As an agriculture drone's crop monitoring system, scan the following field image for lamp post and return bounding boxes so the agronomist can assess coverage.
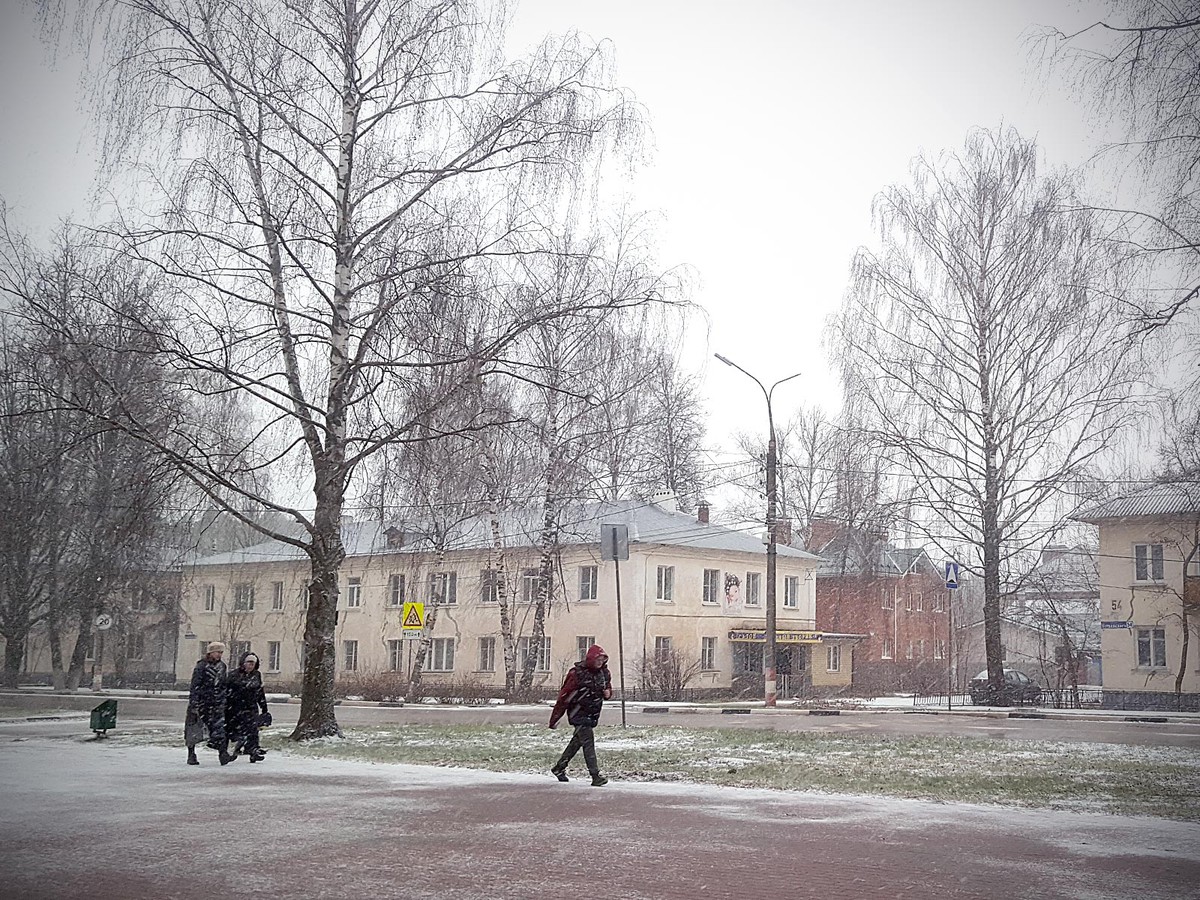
[714,353,801,707]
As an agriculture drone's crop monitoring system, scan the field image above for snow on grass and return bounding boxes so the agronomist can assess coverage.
[113,720,1200,821]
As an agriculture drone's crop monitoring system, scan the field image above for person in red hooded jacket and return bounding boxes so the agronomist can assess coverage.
[549,643,612,786]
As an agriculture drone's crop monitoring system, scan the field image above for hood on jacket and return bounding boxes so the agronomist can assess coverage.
[584,644,608,668]
[237,651,261,673]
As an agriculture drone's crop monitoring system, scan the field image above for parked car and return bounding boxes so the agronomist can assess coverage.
[968,668,1041,706]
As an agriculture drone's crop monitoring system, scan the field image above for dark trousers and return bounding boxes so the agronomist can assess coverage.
[554,724,600,776]
[229,712,260,754]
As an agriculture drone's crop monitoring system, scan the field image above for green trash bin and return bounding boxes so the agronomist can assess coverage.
[90,699,118,736]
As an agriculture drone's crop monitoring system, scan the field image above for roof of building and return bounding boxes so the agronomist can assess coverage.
[187,499,823,568]
[1073,482,1200,523]
[812,529,938,578]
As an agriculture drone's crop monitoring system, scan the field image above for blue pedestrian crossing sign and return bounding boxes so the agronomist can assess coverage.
[944,561,960,590]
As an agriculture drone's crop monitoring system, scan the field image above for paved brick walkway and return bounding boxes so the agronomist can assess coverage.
[2,738,1198,899]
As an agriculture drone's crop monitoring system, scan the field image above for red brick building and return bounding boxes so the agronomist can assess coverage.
[811,522,951,694]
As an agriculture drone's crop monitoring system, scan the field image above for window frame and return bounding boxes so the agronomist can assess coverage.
[654,635,673,661]
[428,571,458,606]
[271,581,285,612]
[744,572,762,607]
[387,573,406,608]
[783,575,800,609]
[826,644,841,673]
[520,568,540,604]
[203,584,216,613]
[479,569,498,605]
[1134,543,1166,583]
[656,565,675,603]
[267,641,282,673]
[343,639,359,672]
[232,582,254,612]
[430,637,455,672]
[478,636,496,673]
[578,565,599,602]
[577,635,595,660]
[388,639,403,672]
[1136,627,1168,668]
[517,635,550,672]
[702,568,721,605]
[345,576,362,609]
[701,636,717,671]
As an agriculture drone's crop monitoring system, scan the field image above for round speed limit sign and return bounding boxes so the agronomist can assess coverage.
[94,613,114,631]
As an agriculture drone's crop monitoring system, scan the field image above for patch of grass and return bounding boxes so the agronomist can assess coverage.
[119,722,1200,820]
[0,705,85,720]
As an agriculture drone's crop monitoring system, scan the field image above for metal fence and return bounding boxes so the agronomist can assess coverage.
[912,688,1104,709]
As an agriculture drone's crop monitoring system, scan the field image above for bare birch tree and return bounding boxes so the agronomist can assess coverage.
[830,127,1142,701]
[34,0,657,738]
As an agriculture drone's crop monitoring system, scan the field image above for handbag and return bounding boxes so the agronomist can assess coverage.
[185,718,207,746]
[258,710,272,728]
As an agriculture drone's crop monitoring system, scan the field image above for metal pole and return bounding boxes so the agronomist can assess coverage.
[94,630,105,692]
[714,354,799,709]
[614,552,627,727]
[947,591,953,711]
[765,416,778,707]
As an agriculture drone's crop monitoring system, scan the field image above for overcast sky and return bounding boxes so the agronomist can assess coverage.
[0,1,1119,501]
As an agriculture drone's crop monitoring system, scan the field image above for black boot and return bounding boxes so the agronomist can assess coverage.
[219,745,234,765]
[590,774,608,787]
[551,765,569,782]
[187,748,199,766]
[249,749,266,763]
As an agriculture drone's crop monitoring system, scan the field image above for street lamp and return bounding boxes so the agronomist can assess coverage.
[715,353,802,707]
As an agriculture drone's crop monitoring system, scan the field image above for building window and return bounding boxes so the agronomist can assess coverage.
[430,638,455,672]
[654,636,672,661]
[934,639,945,660]
[577,635,595,659]
[479,569,498,604]
[233,583,255,611]
[934,593,945,613]
[203,585,216,612]
[579,565,598,602]
[1134,544,1165,582]
[905,641,915,660]
[428,571,457,606]
[702,569,721,605]
[517,636,550,672]
[915,593,925,612]
[882,638,894,660]
[745,572,761,607]
[881,587,893,610]
[905,592,914,612]
[388,574,406,607]
[231,640,251,659]
[388,640,404,672]
[346,577,362,608]
[479,637,496,672]
[125,632,145,660]
[343,640,358,672]
[1136,628,1167,668]
[733,643,762,675]
[271,581,285,611]
[826,644,841,673]
[783,576,800,609]
[520,568,540,604]
[917,639,925,658]
[701,636,717,671]
[656,565,674,602]
[267,641,281,672]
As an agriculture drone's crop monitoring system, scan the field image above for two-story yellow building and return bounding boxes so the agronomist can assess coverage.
[176,498,852,698]
[1076,482,1200,711]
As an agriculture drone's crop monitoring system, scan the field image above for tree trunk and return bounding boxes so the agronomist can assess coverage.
[48,612,66,691]
[2,632,24,688]
[489,514,518,697]
[520,490,560,689]
[290,477,345,740]
[408,549,446,698]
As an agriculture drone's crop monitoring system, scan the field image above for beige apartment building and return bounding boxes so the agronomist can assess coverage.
[177,499,852,698]
[1076,482,1200,711]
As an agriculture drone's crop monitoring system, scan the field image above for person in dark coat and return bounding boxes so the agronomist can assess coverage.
[226,650,270,763]
[549,643,612,786]
[186,641,232,765]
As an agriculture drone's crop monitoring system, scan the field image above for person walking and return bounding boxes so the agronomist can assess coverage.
[186,641,232,766]
[549,644,612,786]
[226,650,270,763]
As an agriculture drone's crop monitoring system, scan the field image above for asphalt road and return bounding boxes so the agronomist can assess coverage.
[4,690,1200,748]
[1,736,1197,900]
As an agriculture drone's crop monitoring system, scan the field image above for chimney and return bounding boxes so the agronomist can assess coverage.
[697,501,710,525]
[384,526,405,549]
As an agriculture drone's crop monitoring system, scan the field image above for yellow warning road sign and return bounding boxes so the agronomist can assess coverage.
[401,601,425,631]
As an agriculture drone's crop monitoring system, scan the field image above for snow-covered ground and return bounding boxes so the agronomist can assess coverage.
[2,737,1198,899]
